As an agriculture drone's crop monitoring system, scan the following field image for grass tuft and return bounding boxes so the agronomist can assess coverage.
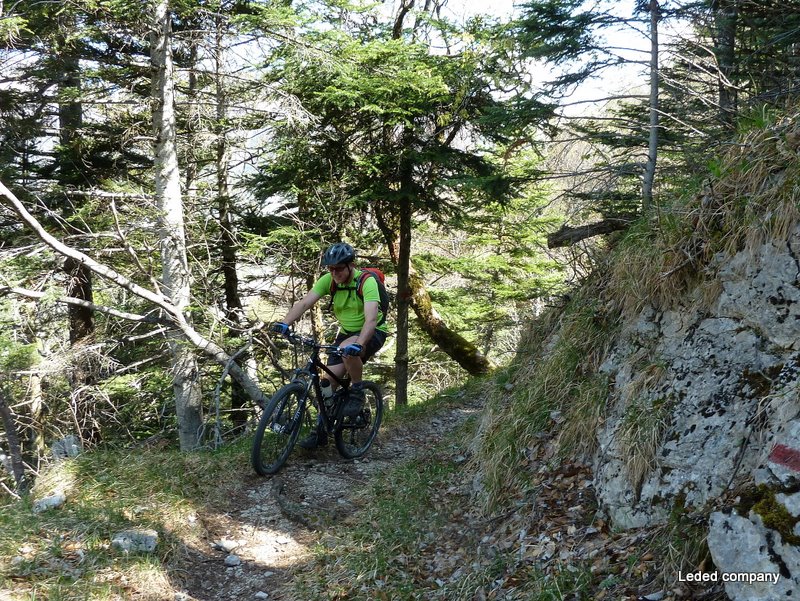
[473,290,616,510]
[0,439,252,600]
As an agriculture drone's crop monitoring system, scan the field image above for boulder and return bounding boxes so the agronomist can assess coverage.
[708,511,798,600]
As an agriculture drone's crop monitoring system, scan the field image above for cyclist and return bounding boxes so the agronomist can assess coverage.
[271,242,388,449]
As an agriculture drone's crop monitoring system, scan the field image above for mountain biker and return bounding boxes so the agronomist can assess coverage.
[271,242,388,449]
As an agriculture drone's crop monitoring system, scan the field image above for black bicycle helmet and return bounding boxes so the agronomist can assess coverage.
[323,242,356,266]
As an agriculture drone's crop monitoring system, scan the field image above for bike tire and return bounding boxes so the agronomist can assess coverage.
[334,381,383,459]
[251,382,309,475]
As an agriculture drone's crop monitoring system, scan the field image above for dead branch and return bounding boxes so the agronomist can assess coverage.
[1,286,165,324]
[547,217,635,248]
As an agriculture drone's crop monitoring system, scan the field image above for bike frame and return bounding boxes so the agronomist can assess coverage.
[287,334,351,432]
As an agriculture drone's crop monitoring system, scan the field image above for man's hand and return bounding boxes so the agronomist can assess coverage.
[271,322,290,336]
[342,343,363,357]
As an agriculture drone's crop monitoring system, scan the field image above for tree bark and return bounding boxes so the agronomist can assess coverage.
[714,0,738,127]
[409,271,494,375]
[151,0,204,451]
[0,388,29,493]
[395,191,412,406]
[375,207,494,377]
[213,15,249,432]
[57,26,97,443]
[642,0,660,213]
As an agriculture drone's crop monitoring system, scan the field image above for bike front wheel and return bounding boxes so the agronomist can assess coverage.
[251,382,310,475]
[334,381,383,459]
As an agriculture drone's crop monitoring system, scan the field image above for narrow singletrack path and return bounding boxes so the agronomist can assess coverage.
[172,399,482,601]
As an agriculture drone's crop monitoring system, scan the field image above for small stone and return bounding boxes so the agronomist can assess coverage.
[224,554,241,567]
[213,539,239,553]
[254,592,269,600]
[111,529,159,553]
[33,493,66,513]
[262,571,275,578]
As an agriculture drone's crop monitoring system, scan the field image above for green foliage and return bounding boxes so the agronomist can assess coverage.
[250,2,525,228]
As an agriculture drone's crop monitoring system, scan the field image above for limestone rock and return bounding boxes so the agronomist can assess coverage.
[111,529,159,553]
[32,493,66,513]
[708,511,799,600]
[594,226,800,528]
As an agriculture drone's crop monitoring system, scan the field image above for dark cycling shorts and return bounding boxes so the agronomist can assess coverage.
[327,330,387,366]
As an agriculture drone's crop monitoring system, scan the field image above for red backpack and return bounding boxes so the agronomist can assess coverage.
[328,267,390,327]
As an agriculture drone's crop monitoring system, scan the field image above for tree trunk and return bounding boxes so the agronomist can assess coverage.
[409,271,494,375]
[214,15,248,432]
[714,0,738,127]
[375,207,494,377]
[0,388,29,494]
[642,0,660,213]
[151,0,204,451]
[57,30,97,443]
[395,192,412,406]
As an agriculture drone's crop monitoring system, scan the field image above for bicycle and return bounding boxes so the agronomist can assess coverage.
[251,331,384,475]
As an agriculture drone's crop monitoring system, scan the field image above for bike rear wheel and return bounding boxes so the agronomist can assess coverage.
[251,382,310,475]
[334,381,383,459]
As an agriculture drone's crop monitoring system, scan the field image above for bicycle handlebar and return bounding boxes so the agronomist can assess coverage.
[283,331,345,356]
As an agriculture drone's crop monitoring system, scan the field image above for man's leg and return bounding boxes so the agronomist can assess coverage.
[340,335,364,384]
[299,350,348,449]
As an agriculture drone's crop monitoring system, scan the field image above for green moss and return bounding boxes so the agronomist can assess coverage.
[750,485,800,545]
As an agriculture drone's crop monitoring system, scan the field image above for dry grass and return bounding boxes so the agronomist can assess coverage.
[605,107,800,316]
[474,290,617,509]
[476,107,800,514]
[616,395,671,496]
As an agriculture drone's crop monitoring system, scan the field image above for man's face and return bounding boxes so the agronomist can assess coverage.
[328,263,351,284]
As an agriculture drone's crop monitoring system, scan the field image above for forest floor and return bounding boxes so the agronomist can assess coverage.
[167,395,723,601]
[169,397,484,601]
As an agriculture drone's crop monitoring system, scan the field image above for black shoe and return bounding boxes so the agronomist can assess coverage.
[298,430,328,449]
[343,385,365,417]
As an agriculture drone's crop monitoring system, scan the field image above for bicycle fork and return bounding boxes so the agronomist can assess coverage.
[269,389,308,435]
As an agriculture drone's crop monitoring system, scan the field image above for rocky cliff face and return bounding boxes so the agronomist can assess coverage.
[593,226,800,599]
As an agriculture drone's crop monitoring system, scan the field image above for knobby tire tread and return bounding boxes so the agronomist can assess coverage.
[334,381,383,459]
[250,382,308,476]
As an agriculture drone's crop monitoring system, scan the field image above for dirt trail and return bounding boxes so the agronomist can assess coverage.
[172,400,482,601]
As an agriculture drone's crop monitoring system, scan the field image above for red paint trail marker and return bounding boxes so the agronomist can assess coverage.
[768,444,800,472]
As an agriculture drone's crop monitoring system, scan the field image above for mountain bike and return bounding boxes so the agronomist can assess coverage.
[251,331,384,475]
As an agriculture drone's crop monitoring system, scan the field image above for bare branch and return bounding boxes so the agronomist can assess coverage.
[547,217,635,248]
[0,180,269,406]
[0,286,166,324]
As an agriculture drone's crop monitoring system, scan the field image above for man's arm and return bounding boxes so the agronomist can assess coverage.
[280,290,322,326]
[356,300,379,347]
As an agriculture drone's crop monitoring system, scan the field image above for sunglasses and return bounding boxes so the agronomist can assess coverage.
[328,264,348,274]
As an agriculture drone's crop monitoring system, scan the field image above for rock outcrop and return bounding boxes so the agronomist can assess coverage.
[593,226,800,596]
